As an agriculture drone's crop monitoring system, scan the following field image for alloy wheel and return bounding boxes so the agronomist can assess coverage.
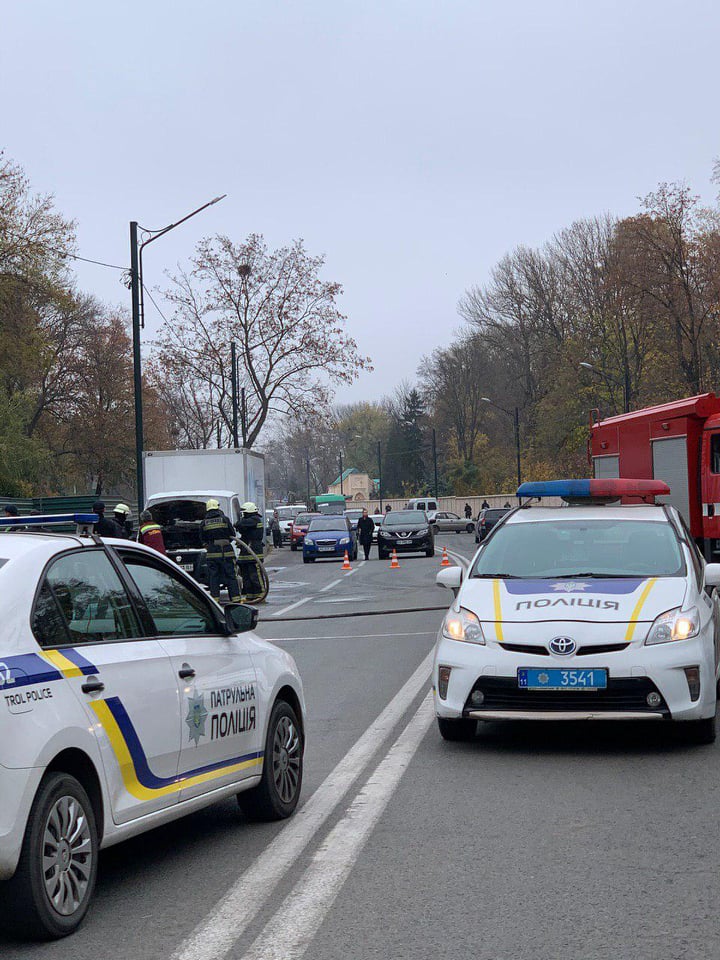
[42,795,93,917]
[272,715,301,804]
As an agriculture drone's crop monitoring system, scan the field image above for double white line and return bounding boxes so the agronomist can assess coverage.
[172,648,436,960]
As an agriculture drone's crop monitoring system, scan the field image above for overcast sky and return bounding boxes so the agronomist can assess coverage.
[2,0,719,406]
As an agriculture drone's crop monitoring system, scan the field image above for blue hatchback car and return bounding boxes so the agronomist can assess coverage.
[303,516,357,563]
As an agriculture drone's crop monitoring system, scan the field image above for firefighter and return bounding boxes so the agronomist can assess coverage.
[137,510,166,555]
[201,498,242,603]
[113,503,133,538]
[236,501,265,601]
[92,501,124,538]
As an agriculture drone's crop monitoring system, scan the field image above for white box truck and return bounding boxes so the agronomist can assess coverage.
[142,448,265,582]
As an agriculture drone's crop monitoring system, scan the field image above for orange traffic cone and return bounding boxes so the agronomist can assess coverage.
[441,546,451,567]
[390,549,400,570]
[342,550,352,571]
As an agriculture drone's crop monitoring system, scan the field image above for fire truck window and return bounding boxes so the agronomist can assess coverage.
[711,435,720,474]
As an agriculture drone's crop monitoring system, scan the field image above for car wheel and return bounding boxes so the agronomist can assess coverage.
[239,699,304,821]
[425,547,435,557]
[290,543,297,552]
[684,714,716,745]
[378,549,387,560]
[466,524,474,534]
[437,717,477,742]
[303,556,314,563]
[2,772,98,940]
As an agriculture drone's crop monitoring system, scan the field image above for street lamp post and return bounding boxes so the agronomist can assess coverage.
[130,194,226,510]
[432,427,438,500]
[230,341,239,447]
[377,440,383,512]
[579,361,630,414]
[482,398,521,489]
[339,451,344,497]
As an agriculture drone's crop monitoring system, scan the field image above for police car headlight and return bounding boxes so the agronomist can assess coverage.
[442,607,485,644]
[645,606,700,645]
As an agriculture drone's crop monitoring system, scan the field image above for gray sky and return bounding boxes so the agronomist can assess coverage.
[3,0,719,405]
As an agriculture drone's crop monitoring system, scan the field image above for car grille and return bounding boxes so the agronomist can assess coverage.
[499,643,549,656]
[498,642,630,657]
[315,539,337,546]
[576,643,629,656]
[464,677,667,714]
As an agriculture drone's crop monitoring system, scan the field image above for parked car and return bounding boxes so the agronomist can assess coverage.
[303,516,357,562]
[433,511,475,534]
[277,505,307,542]
[372,515,384,542]
[475,507,511,543]
[289,512,320,550]
[377,509,435,559]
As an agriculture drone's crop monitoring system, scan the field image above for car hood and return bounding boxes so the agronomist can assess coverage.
[459,577,688,624]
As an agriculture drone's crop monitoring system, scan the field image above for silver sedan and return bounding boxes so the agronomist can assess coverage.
[432,511,475,534]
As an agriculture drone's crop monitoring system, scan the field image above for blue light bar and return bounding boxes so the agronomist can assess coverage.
[1,513,99,527]
[517,480,591,499]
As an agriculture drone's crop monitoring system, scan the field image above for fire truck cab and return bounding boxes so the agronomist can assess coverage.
[590,393,720,560]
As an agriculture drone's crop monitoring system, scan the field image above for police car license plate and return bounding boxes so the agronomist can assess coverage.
[517,668,607,690]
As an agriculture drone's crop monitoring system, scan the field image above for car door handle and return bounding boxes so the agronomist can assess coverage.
[178,666,196,679]
[81,679,105,694]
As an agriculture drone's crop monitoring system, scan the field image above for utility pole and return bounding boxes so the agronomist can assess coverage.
[339,451,344,497]
[513,407,521,488]
[129,221,144,511]
[432,428,438,500]
[240,387,247,447]
[306,455,311,506]
[230,341,239,447]
[377,440,383,512]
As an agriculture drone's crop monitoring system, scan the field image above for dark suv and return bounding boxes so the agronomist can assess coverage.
[475,507,511,543]
[377,510,435,559]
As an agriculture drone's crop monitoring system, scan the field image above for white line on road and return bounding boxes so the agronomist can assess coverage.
[319,578,342,593]
[172,650,435,960]
[240,694,435,960]
[446,548,471,570]
[271,597,313,617]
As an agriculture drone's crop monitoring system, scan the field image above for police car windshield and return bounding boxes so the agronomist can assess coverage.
[471,518,685,579]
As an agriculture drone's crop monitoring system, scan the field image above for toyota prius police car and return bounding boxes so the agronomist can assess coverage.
[434,480,720,744]
[0,514,305,940]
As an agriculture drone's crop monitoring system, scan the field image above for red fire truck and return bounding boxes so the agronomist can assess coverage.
[589,393,720,560]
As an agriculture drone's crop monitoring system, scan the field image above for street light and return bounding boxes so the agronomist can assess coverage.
[482,398,521,490]
[130,194,226,510]
[579,361,630,414]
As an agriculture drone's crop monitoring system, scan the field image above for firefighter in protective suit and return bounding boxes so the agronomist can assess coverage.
[235,502,265,601]
[200,499,242,603]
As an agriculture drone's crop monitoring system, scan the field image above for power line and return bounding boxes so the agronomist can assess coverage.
[142,284,170,325]
[3,230,128,271]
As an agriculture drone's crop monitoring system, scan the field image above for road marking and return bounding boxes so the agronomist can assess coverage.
[319,578,342,593]
[445,548,471,570]
[271,597,313,617]
[313,596,373,604]
[172,649,434,960]
[240,694,435,960]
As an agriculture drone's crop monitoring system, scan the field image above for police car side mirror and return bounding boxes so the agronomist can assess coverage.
[436,567,462,591]
[225,603,258,634]
[705,563,720,588]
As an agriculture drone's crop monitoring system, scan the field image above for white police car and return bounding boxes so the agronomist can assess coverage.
[434,480,720,744]
[0,514,305,939]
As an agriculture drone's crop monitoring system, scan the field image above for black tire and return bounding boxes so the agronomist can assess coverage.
[378,549,387,560]
[239,699,304,821]
[466,524,474,534]
[303,556,314,563]
[2,772,98,940]
[425,547,435,558]
[437,717,477,742]
[290,543,297,552]
[684,714,716,745]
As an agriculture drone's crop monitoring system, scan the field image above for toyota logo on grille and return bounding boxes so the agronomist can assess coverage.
[549,636,576,656]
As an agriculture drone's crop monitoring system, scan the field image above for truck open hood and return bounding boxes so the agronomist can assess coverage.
[460,577,687,625]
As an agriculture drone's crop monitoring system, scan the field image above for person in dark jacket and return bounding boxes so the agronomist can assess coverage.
[200,499,241,602]
[93,501,124,538]
[269,510,282,548]
[113,503,133,539]
[356,508,374,561]
[137,510,166,555]
[235,502,265,601]
[481,499,490,510]
[464,503,472,519]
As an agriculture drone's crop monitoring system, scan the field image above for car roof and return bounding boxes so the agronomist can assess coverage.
[505,505,670,524]
[0,532,165,563]
[147,490,236,501]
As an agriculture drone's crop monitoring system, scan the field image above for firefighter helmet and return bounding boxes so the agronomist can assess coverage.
[206,498,220,511]
[241,502,258,513]
[113,502,130,516]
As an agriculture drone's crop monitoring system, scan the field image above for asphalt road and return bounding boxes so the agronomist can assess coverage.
[4,532,720,960]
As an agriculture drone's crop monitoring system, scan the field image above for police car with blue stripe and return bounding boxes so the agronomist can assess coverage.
[434,480,720,744]
[0,514,305,939]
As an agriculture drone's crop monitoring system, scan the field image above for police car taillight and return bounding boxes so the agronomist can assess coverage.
[516,479,670,504]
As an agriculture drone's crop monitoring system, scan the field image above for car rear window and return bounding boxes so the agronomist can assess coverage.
[485,509,508,521]
[471,518,685,579]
